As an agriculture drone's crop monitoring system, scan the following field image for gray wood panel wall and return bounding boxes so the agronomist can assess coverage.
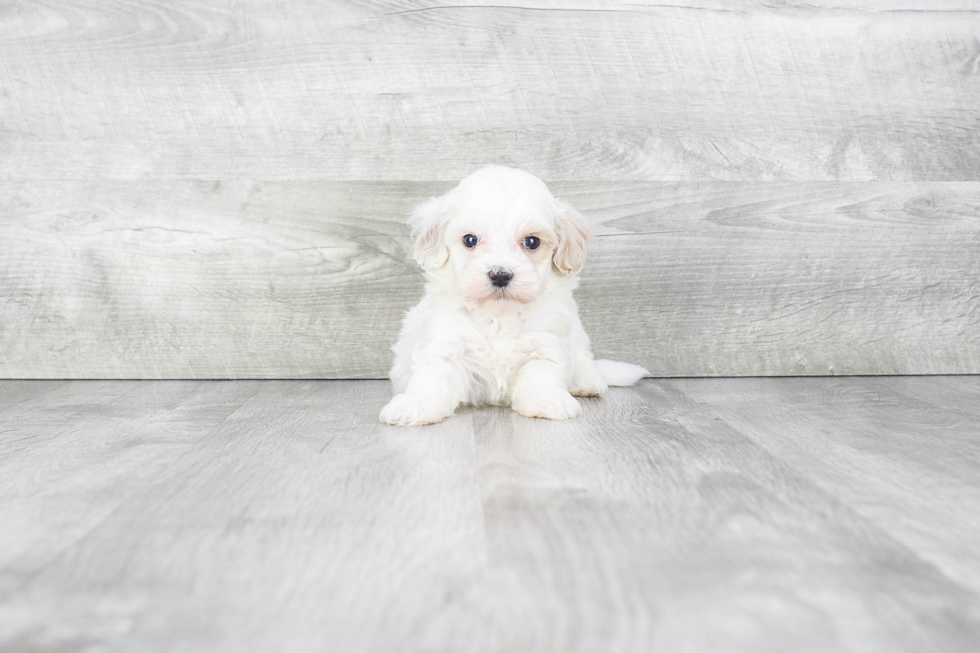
[1,1,978,378]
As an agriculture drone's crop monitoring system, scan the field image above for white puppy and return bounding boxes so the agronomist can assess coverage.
[380,165,648,426]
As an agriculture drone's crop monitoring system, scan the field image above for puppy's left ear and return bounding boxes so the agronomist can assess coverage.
[408,197,450,269]
[552,200,591,275]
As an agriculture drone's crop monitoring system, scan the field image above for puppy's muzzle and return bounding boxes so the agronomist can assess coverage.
[488,266,513,288]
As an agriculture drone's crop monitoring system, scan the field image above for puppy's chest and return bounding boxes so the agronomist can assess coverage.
[467,312,532,375]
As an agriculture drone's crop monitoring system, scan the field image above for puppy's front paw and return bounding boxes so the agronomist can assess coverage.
[380,394,451,427]
[512,389,582,420]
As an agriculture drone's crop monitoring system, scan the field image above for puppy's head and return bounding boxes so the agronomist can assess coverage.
[408,166,591,304]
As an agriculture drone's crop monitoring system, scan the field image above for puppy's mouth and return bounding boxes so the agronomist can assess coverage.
[483,283,534,304]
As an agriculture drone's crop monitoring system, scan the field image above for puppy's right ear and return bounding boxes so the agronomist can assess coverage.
[408,197,450,269]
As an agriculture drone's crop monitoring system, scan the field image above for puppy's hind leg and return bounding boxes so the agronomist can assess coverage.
[567,318,607,397]
[570,356,608,397]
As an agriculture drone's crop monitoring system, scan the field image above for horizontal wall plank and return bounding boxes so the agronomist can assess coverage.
[1,1,978,181]
[1,180,977,378]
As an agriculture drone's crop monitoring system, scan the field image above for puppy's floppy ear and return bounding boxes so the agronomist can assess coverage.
[552,200,591,275]
[407,197,450,269]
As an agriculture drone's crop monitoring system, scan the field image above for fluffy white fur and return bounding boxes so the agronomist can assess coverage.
[380,165,648,426]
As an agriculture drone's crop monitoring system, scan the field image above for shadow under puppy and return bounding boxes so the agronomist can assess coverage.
[381,165,648,426]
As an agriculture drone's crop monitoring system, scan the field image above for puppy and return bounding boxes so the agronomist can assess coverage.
[380,165,648,426]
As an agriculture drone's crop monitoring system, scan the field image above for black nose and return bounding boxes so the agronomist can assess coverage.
[488,267,513,287]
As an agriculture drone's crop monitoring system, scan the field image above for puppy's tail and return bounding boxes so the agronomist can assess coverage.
[595,360,650,386]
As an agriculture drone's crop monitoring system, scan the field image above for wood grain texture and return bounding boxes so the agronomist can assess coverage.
[2,1,979,378]
[669,376,980,588]
[1,377,979,652]
[2,180,977,378]
[0,381,260,590]
[1,381,487,653]
[1,1,978,181]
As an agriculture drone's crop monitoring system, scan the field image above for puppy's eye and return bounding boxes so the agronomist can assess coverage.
[463,234,479,248]
[522,236,540,250]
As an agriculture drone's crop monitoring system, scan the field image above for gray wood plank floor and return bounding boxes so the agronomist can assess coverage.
[1,377,978,652]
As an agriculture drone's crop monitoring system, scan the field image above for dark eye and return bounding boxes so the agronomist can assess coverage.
[463,234,479,248]
[523,236,540,250]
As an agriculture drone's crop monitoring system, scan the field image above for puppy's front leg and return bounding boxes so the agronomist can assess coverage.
[511,335,581,420]
[380,358,469,426]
